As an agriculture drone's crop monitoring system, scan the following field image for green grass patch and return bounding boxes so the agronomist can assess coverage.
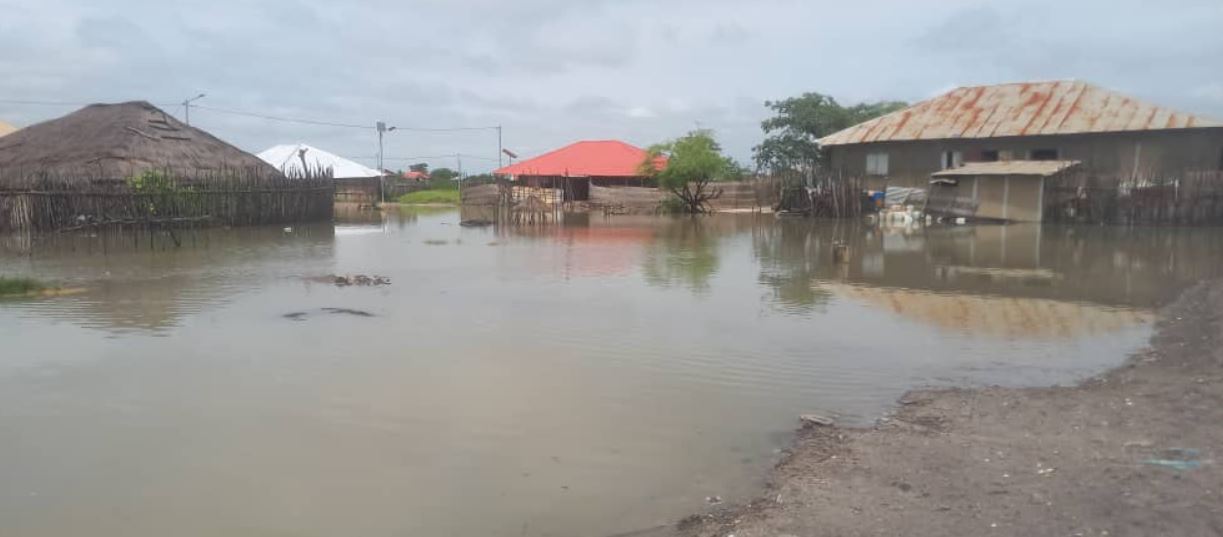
[396,189,461,205]
[0,276,46,296]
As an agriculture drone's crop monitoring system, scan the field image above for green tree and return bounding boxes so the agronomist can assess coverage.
[409,162,430,174]
[754,93,906,174]
[430,167,458,181]
[640,130,736,214]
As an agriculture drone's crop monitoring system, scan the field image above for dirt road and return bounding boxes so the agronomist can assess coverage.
[678,280,1223,537]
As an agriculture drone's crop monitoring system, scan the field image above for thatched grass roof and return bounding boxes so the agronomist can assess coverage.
[0,101,280,184]
[0,120,16,138]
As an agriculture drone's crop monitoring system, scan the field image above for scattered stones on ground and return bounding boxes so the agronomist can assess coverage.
[799,413,836,427]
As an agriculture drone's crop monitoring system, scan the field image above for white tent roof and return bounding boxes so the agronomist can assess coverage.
[257,143,380,179]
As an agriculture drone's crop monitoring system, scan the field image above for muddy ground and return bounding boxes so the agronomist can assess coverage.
[676,280,1223,537]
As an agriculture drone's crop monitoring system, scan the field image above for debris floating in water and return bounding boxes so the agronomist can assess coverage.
[306,274,391,287]
[283,307,376,321]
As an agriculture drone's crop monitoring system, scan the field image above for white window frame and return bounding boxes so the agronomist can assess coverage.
[941,150,963,169]
[865,152,889,175]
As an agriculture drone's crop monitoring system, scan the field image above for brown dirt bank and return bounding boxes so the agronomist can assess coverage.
[678,280,1223,537]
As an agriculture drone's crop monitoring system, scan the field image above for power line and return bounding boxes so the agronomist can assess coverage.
[2,98,502,135]
[188,104,499,133]
[192,104,375,130]
[389,125,500,133]
[0,99,93,106]
[0,98,180,107]
[371,154,501,162]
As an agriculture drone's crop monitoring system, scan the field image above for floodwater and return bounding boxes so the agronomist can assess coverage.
[2,208,1222,537]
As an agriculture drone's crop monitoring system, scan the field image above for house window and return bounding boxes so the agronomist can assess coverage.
[1030,148,1060,161]
[981,150,1000,162]
[941,150,963,169]
[866,152,889,175]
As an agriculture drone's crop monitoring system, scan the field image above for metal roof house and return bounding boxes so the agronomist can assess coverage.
[493,140,667,201]
[819,81,1223,223]
[820,81,1223,189]
[257,143,382,204]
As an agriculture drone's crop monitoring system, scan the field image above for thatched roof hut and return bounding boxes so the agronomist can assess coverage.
[0,102,333,232]
[0,101,279,183]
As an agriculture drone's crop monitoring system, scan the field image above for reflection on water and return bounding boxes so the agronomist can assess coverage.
[2,209,1222,537]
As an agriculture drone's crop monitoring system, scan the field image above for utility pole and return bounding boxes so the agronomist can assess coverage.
[376,122,396,204]
[456,153,464,201]
[497,125,503,168]
[182,93,205,126]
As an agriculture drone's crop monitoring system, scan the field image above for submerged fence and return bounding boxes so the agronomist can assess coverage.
[775,170,868,218]
[788,166,1223,225]
[1045,170,1223,225]
[0,169,334,232]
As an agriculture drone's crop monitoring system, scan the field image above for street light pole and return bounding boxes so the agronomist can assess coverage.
[376,122,396,205]
[182,93,206,126]
[456,153,464,201]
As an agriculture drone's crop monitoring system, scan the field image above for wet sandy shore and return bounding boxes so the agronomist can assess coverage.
[676,280,1223,537]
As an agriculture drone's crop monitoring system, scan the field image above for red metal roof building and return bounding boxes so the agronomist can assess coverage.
[493,140,667,200]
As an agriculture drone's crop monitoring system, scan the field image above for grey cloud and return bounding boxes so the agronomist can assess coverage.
[1,0,1221,172]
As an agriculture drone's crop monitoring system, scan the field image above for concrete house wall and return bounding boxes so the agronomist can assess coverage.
[826,128,1223,191]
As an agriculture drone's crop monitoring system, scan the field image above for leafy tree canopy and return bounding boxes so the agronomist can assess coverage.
[753,93,906,173]
[641,130,736,189]
[430,167,459,181]
[640,130,737,213]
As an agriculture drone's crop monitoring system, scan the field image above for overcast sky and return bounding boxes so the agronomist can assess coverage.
[2,0,1221,173]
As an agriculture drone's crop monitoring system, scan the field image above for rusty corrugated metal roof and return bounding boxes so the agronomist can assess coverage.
[820,81,1221,146]
[931,160,1080,177]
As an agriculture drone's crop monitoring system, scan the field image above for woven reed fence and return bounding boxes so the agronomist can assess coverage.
[0,168,334,232]
[705,178,780,211]
[460,183,502,205]
[589,185,665,208]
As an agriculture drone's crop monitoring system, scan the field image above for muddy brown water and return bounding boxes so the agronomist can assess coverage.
[3,208,1222,537]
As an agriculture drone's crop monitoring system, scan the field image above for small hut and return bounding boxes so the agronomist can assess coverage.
[925,160,1080,222]
[0,101,333,231]
[258,143,381,204]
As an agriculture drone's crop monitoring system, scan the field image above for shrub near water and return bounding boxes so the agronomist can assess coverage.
[0,277,45,296]
[396,189,461,204]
